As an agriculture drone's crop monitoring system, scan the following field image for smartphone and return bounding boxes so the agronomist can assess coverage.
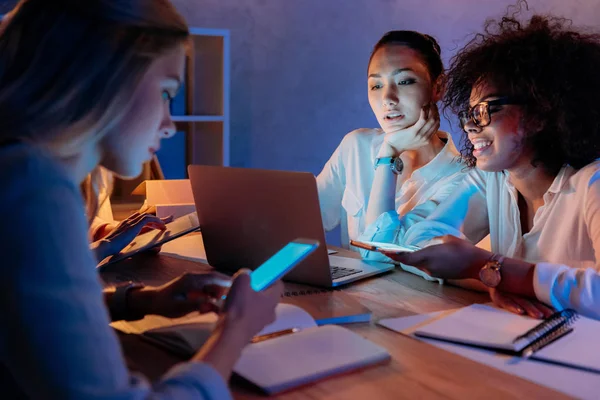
[350,239,420,253]
[250,238,319,291]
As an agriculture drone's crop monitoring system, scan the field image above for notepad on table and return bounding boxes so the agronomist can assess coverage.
[403,303,600,374]
[377,306,600,399]
[233,303,390,394]
[112,303,390,394]
[413,304,577,356]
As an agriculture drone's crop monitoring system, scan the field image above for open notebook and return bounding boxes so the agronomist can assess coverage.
[412,304,576,356]
[377,306,600,399]
[112,304,389,394]
[398,304,599,374]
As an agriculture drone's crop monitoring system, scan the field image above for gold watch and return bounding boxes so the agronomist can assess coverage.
[479,254,504,288]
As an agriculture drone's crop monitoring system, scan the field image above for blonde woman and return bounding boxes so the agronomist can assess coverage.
[0,1,281,398]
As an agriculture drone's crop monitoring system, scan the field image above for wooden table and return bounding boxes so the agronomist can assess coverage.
[99,248,569,399]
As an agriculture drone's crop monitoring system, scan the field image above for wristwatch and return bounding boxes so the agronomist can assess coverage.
[113,281,146,321]
[479,254,504,288]
[374,156,404,175]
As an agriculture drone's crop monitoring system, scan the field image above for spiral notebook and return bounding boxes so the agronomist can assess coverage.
[413,304,579,359]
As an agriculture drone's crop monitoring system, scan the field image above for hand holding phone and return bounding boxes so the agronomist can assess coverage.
[250,238,319,291]
[350,239,420,254]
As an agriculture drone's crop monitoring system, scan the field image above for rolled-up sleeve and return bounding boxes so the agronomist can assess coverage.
[317,143,345,232]
[533,167,600,320]
[534,263,600,320]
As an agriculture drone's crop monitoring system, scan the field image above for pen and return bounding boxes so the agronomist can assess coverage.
[251,328,300,343]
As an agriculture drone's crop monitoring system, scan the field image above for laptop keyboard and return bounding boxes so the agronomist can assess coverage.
[330,265,362,280]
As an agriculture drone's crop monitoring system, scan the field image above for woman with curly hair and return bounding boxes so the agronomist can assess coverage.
[385,6,600,320]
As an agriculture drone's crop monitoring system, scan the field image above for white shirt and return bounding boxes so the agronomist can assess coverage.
[401,162,600,320]
[316,128,467,255]
[89,167,116,240]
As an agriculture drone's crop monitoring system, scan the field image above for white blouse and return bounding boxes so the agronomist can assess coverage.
[401,162,600,320]
[316,128,467,254]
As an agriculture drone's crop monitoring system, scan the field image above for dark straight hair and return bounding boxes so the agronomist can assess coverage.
[369,30,443,81]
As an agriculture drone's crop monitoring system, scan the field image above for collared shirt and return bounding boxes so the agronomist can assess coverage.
[401,162,600,320]
[0,142,232,399]
[316,128,467,254]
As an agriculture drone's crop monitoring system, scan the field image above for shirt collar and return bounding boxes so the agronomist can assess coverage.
[548,165,575,194]
[504,164,574,194]
[411,136,462,182]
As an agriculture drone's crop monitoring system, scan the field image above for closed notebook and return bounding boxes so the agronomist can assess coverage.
[233,303,390,395]
[112,304,390,394]
[413,303,600,374]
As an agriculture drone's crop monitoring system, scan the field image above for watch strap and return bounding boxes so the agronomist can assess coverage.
[113,281,146,321]
[374,156,403,175]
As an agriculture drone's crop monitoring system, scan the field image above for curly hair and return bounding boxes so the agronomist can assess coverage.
[444,1,600,171]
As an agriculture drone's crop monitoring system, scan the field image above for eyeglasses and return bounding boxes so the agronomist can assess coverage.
[458,97,518,132]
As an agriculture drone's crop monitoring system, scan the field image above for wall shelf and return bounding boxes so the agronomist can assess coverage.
[113,27,231,201]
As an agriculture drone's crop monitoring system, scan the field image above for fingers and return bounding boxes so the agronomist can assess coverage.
[128,214,167,234]
[490,289,525,316]
[416,103,440,140]
[411,108,428,132]
[263,279,284,297]
[534,302,555,318]
[512,297,546,319]
[489,290,547,319]
[381,249,425,266]
[161,215,174,224]
[178,272,233,297]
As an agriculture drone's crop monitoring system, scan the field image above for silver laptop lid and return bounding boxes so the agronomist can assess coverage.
[188,165,333,287]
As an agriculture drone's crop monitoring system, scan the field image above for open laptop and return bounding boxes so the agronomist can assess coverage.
[187,165,395,287]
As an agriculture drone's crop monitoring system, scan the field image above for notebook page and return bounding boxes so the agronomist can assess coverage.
[534,316,600,373]
[415,304,541,351]
[110,311,217,334]
[256,303,317,336]
[160,232,207,263]
[379,311,600,399]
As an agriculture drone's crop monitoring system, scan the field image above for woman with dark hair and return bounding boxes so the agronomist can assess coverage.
[317,31,467,274]
[386,8,600,320]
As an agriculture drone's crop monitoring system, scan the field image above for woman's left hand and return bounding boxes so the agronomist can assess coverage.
[129,272,233,319]
[489,288,554,319]
[382,235,491,280]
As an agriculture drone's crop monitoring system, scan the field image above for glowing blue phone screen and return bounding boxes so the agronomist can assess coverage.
[250,241,317,291]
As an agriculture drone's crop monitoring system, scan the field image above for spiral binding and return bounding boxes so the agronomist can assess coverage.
[283,288,339,297]
[513,308,579,357]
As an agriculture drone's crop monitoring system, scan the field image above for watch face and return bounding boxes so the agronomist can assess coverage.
[479,263,501,288]
[393,157,404,174]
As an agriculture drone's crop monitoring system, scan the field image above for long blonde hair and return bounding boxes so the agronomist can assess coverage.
[0,0,190,219]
